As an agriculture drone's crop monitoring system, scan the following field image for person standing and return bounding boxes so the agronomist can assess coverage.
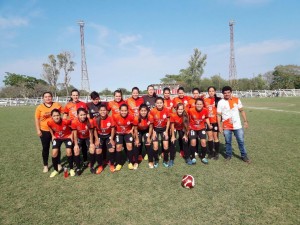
[143,85,157,110]
[217,86,250,163]
[35,92,62,173]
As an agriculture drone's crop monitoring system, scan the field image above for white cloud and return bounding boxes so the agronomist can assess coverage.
[0,17,28,29]
[119,34,142,47]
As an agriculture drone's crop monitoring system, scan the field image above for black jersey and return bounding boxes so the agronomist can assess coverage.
[142,95,156,110]
[86,102,102,118]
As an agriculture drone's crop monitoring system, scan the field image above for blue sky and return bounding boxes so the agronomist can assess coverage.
[0,0,299,91]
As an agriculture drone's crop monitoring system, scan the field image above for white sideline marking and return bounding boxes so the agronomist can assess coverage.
[246,106,300,114]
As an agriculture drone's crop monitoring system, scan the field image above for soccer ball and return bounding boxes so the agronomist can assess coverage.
[181,175,195,189]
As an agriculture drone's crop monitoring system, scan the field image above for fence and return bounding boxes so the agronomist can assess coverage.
[0,89,299,107]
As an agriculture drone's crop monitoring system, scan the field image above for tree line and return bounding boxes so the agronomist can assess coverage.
[1,49,299,98]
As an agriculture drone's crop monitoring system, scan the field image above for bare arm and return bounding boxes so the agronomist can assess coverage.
[35,117,42,137]
[217,113,223,133]
[239,108,249,129]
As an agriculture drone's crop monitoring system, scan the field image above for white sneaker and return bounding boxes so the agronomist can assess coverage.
[57,164,62,172]
[43,166,49,173]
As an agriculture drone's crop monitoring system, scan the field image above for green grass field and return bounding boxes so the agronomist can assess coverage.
[0,97,299,225]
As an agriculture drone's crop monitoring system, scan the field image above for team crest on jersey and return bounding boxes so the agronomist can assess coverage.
[63,126,66,130]
[127,121,130,125]
[170,102,173,106]
[163,114,166,119]
[184,100,187,104]
[107,122,111,127]
[202,130,206,134]
[202,116,205,119]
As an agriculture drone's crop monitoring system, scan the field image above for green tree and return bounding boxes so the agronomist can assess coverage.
[57,51,75,96]
[270,65,300,89]
[42,55,59,96]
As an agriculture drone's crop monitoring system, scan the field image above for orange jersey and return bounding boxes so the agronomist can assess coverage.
[149,107,170,129]
[35,102,62,131]
[134,116,151,131]
[107,100,126,117]
[92,116,115,136]
[164,98,174,111]
[126,97,144,117]
[71,118,92,139]
[172,96,191,108]
[47,119,72,139]
[63,101,87,120]
[170,113,184,131]
[204,97,217,123]
[113,114,137,134]
[188,108,209,130]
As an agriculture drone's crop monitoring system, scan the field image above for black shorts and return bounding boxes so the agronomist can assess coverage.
[206,123,219,132]
[153,127,168,142]
[78,138,90,148]
[189,129,206,140]
[52,138,73,149]
[116,133,133,145]
[137,129,150,144]
[96,134,113,149]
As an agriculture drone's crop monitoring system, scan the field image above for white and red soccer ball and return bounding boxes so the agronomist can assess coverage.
[181,175,195,189]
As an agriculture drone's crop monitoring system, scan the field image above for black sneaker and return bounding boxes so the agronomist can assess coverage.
[241,156,251,163]
[90,167,96,174]
[75,169,81,176]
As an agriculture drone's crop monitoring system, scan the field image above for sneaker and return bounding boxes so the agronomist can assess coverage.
[115,164,122,171]
[90,167,96,174]
[148,162,154,169]
[57,164,62,172]
[43,166,49,173]
[191,158,197,164]
[144,154,148,161]
[154,161,159,168]
[195,152,198,156]
[75,169,81,176]
[83,161,89,168]
[133,163,139,170]
[128,163,134,170]
[180,150,184,158]
[213,153,219,160]
[69,169,76,176]
[201,158,209,164]
[49,170,59,178]
[96,166,103,174]
[109,164,115,173]
[186,158,193,165]
[225,156,232,162]
[163,161,169,168]
[168,160,174,167]
[138,155,143,162]
[242,156,251,163]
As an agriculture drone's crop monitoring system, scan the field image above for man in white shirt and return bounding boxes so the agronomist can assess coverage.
[217,86,250,163]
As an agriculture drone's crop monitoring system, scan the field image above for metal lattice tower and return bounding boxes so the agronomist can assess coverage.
[78,20,90,93]
[229,20,238,90]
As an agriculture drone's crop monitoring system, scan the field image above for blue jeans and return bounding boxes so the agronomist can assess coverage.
[223,128,247,158]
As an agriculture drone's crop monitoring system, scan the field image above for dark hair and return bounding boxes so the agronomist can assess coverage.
[195,98,205,105]
[96,105,108,130]
[178,87,185,92]
[192,88,200,93]
[119,103,128,110]
[147,84,157,98]
[207,86,221,107]
[222,86,232,93]
[155,96,164,103]
[163,87,170,93]
[51,108,60,116]
[114,89,123,98]
[90,91,100,100]
[71,89,80,95]
[77,108,91,128]
[132,87,140,93]
[176,103,189,132]
[138,104,149,123]
[42,91,53,97]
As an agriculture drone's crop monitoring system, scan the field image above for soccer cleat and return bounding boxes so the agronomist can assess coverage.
[138,155,143,162]
[90,167,96,174]
[242,156,251,163]
[75,169,81,176]
[195,152,198,156]
[168,160,174,167]
[83,161,89,168]
[213,153,219,160]
[69,169,76,176]
[115,164,122,171]
[163,161,169,168]
[57,164,62,172]
[148,162,154,169]
[191,158,197,164]
[225,156,232,162]
[109,164,115,173]
[201,158,209,164]
[43,166,49,173]
[179,150,184,158]
[128,163,134,170]
[154,161,159,168]
[133,163,139,170]
[186,158,193,165]
[144,154,148,161]
[96,166,103,174]
[49,170,59,178]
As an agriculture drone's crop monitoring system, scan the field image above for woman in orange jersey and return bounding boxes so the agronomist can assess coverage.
[134,104,152,168]
[92,105,116,173]
[126,87,144,117]
[35,92,62,173]
[204,86,221,160]
[71,108,94,176]
[149,97,170,168]
[170,103,189,167]
[186,88,203,110]
[113,104,138,171]
[107,89,126,117]
[163,87,174,111]
[172,87,191,109]
[47,109,74,178]
[187,99,213,165]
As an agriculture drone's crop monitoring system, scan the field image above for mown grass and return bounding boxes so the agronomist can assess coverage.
[0,97,299,225]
